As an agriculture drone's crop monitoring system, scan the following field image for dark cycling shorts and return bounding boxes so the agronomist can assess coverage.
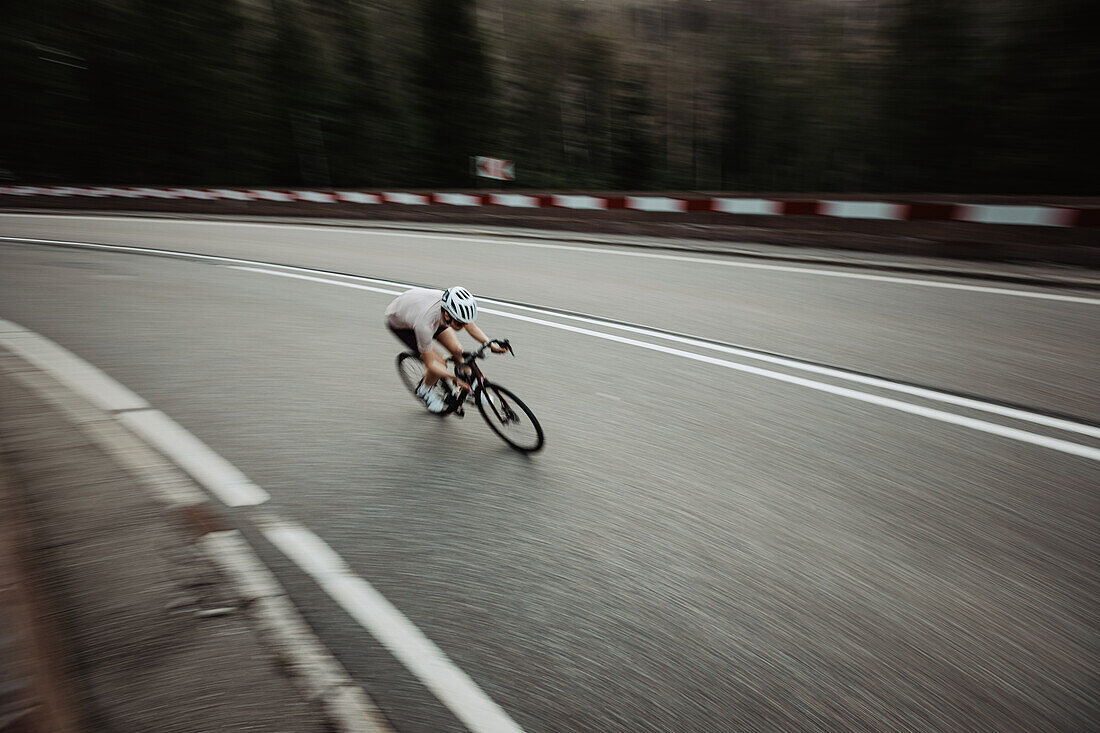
[388,324,448,354]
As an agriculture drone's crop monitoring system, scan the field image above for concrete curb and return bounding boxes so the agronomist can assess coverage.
[200,530,393,733]
[0,461,82,733]
[0,335,395,733]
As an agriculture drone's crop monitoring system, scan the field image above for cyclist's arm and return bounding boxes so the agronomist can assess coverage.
[465,323,508,353]
[420,349,446,379]
[421,349,471,391]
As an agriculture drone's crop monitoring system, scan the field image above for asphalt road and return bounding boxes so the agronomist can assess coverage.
[1,214,1097,732]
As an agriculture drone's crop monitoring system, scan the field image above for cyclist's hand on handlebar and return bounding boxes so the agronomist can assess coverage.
[450,363,472,391]
[488,340,510,354]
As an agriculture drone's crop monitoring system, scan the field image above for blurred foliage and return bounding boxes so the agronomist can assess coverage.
[0,0,1095,193]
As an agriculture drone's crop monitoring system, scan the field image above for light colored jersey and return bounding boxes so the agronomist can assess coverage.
[385,288,446,353]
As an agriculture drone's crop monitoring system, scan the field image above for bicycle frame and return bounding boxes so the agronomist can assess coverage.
[441,339,511,413]
[403,338,542,451]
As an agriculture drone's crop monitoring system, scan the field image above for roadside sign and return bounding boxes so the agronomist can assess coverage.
[473,156,515,181]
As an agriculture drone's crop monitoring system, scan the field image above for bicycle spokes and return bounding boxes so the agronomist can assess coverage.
[482,390,512,422]
[476,384,544,452]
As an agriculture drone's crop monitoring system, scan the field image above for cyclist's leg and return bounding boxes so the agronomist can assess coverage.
[409,325,455,390]
[393,325,459,389]
[388,325,419,353]
[408,325,456,391]
[433,328,475,393]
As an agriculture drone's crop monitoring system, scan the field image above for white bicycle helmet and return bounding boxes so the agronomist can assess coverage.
[441,286,478,323]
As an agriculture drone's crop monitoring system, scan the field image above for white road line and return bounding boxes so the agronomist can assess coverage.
[231,267,1100,437]
[229,267,1100,452]
[407,237,1100,305]
[1,321,390,731]
[4,370,209,509]
[2,222,1098,305]
[0,316,513,731]
[261,517,527,733]
[4,236,1097,456]
[229,266,402,296]
[117,410,271,506]
[485,310,1100,463]
[200,530,393,733]
[475,298,1100,440]
[0,320,150,412]
[0,318,270,506]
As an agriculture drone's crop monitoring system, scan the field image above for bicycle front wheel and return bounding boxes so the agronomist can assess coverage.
[475,384,544,452]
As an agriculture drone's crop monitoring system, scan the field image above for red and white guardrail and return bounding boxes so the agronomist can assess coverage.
[1,186,1096,227]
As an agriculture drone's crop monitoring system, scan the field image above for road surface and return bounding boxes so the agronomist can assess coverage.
[1,213,1097,732]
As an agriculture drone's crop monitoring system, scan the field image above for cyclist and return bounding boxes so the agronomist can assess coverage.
[385,286,508,413]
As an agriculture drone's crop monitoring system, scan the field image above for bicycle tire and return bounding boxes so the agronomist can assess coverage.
[475,384,544,452]
[396,352,424,395]
[395,352,458,416]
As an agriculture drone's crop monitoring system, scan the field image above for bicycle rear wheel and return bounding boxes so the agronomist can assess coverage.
[396,351,425,395]
[475,384,544,452]
[395,352,459,416]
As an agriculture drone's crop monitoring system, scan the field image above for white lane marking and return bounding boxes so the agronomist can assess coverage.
[3,223,1099,305]
[117,410,271,506]
[4,235,1097,452]
[229,266,403,296]
[0,318,270,506]
[4,369,209,509]
[201,530,394,733]
[229,267,1100,442]
[0,320,150,412]
[0,316,511,730]
[490,310,1100,462]
[230,267,1100,462]
[441,239,1100,305]
[477,301,1100,441]
[2,336,391,732]
[262,517,526,733]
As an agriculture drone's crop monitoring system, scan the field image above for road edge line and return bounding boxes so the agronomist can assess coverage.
[200,530,394,733]
[0,323,395,733]
[5,209,1098,290]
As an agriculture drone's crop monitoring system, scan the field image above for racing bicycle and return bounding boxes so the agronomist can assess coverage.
[396,339,545,453]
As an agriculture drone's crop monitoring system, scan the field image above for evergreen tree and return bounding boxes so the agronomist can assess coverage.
[269,1,334,186]
[418,0,495,187]
[2,0,1093,193]
[988,0,1100,193]
[881,0,982,192]
[610,78,655,190]
[0,0,89,181]
[326,4,386,187]
[571,33,614,187]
